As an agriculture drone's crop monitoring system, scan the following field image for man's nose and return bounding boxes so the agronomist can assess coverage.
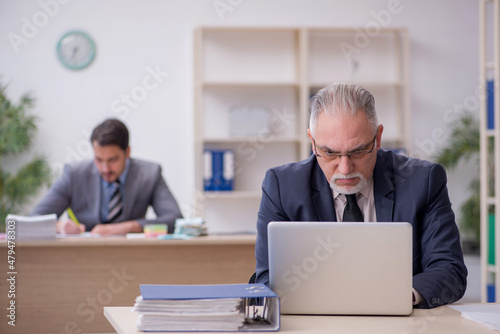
[101,162,110,172]
[337,155,353,175]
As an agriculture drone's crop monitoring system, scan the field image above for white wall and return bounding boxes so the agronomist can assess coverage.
[0,0,479,224]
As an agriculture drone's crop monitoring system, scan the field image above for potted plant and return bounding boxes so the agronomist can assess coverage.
[433,111,487,254]
[0,81,52,232]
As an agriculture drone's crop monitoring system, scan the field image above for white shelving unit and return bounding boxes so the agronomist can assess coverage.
[479,0,500,303]
[305,28,411,151]
[194,27,410,233]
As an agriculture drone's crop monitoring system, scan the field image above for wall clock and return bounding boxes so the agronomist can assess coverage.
[56,30,96,70]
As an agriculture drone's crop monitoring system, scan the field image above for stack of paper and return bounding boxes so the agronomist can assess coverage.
[133,283,280,332]
[134,296,245,331]
[173,217,207,237]
[6,214,57,241]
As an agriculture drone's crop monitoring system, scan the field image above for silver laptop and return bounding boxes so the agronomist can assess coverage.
[268,221,413,315]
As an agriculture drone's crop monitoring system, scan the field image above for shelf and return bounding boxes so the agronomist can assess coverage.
[309,81,404,90]
[202,190,262,199]
[307,30,404,84]
[201,29,299,83]
[202,81,300,87]
[380,137,409,149]
[308,27,406,34]
[202,137,304,144]
[200,141,301,196]
[479,0,500,303]
[194,26,410,232]
[486,62,496,70]
[201,85,300,140]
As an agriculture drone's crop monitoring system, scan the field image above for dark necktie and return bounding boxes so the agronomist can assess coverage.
[107,181,122,223]
[343,194,363,222]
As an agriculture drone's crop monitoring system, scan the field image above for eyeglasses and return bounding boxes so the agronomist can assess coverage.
[313,134,377,161]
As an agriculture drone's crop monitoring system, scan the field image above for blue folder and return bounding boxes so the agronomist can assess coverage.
[138,283,280,331]
[141,283,276,300]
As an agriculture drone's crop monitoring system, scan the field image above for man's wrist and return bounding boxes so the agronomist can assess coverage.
[412,288,423,306]
[119,220,143,233]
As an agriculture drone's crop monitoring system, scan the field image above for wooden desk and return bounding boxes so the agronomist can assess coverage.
[104,304,498,334]
[0,235,256,334]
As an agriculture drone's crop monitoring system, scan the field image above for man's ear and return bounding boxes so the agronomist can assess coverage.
[307,128,315,143]
[307,129,317,156]
[125,146,131,159]
[376,125,384,150]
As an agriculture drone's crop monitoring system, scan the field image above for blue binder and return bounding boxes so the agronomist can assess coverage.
[138,283,280,331]
[488,80,494,130]
[204,149,235,191]
[141,283,276,300]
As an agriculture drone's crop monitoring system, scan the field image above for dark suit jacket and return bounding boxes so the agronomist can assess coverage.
[31,158,183,232]
[255,149,467,309]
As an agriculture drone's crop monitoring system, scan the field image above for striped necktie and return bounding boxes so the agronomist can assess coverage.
[106,180,123,223]
[342,194,363,222]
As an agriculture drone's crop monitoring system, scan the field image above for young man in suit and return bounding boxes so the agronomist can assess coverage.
[31,118,182,236]
[254,83,467,309]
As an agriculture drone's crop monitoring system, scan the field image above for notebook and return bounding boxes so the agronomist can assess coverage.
[268,221,413,315]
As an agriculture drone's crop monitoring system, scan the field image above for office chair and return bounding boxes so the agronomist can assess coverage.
[249,272,256,284]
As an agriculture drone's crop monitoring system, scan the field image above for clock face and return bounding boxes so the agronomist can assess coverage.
[56,31,96,70]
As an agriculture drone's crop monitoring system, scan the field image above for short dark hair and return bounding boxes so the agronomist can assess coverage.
[90,118,129,151]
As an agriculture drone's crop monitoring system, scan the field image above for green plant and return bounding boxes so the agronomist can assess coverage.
[433,111,489,246]
[0,81,52,232]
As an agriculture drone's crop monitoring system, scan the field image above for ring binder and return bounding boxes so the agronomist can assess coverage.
[133,283,280,332]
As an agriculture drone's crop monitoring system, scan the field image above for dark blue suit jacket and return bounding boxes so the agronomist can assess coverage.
[255,149,467,309]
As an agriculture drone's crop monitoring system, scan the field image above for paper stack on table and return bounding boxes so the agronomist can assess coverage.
[133,283,280,332]
[134,296,245,331]
[6,214,57,241]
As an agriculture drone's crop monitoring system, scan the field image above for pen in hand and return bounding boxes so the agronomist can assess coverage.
[67,208,80,226]
[61,208,84,234]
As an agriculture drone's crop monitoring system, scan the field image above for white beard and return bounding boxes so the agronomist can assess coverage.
[329,172,368,195]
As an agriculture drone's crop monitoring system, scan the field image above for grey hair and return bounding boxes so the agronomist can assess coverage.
[309,83,379,137]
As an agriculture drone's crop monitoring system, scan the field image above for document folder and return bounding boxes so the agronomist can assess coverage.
[135,283,280,332]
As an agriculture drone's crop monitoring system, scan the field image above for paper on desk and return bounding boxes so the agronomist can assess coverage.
[449,304,500,331]
[56,232,101,238]
[7,214,57,241]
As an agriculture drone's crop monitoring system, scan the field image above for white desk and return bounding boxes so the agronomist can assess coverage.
[104,304,498,334]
